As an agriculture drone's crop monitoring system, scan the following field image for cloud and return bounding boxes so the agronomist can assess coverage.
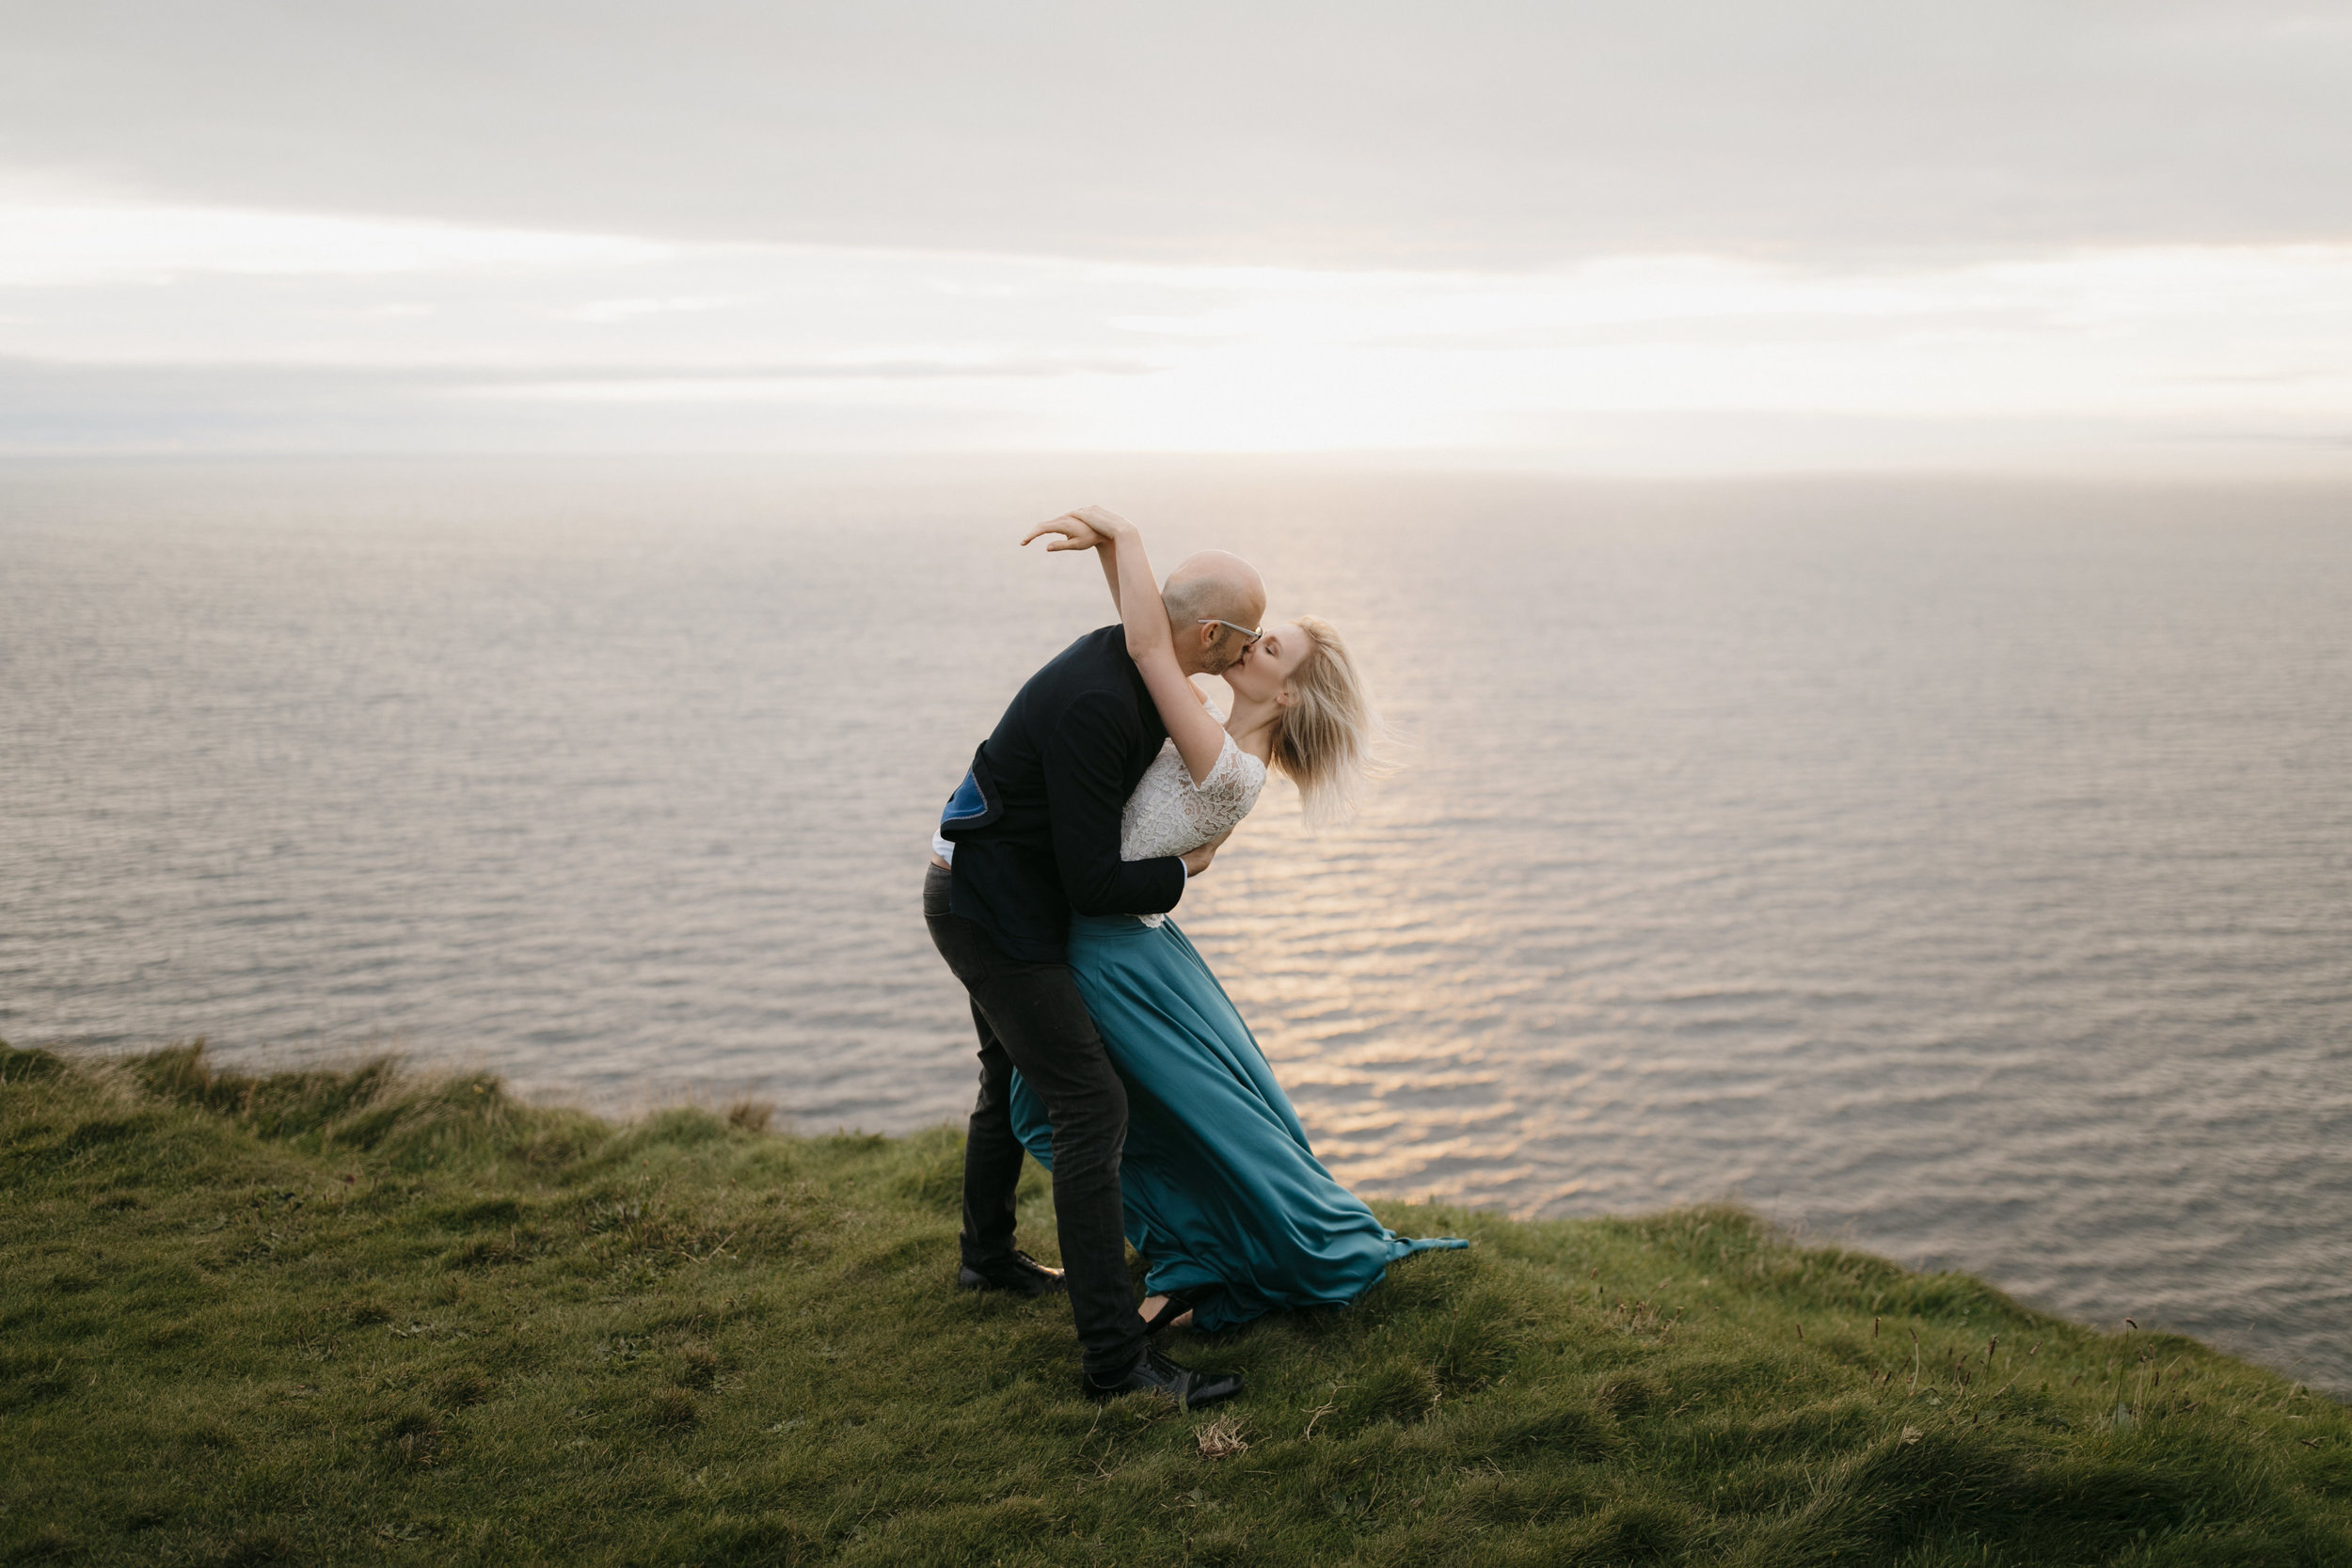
[550,296,741,324]
[4,6,2349,466]
[0,200,670,286]
[4,215,2350,466]
[11,354,2344,474]
[0,357,1058,453]
[5,2,2350,267]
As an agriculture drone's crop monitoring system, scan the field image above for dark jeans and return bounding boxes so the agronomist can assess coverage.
[924,863,1143,1378]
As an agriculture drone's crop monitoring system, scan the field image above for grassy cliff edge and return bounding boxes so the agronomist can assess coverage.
[4,1042,2346,1566]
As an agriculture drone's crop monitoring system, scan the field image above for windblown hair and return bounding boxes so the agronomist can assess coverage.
[1268,615,1386,823]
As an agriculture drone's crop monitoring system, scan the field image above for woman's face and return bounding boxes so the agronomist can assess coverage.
[1224,621,1311,706]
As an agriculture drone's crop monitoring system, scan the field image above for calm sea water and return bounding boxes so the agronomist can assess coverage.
[5,459,2347,1393]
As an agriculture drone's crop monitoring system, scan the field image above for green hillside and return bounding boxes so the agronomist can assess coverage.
[4,1042,2345,1565]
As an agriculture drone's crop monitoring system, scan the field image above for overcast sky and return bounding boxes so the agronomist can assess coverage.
[4,2,2350,467]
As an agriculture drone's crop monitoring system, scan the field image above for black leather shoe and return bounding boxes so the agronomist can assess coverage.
[956,1249,1066,1298]
[1082,1346,1245,1410]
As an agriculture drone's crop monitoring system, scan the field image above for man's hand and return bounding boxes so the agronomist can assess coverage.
[1021,505,1134,553]
[1180,827,1233,878]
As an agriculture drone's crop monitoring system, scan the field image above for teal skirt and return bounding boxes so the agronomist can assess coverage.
[1009,913,1465,1332]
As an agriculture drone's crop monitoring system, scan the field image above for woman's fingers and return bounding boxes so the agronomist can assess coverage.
[1021,513,1103,550]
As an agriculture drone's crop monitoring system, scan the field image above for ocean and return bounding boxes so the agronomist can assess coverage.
[5,457,2346,1393]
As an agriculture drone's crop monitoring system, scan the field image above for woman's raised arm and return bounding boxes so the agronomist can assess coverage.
[1023,508,1232,787]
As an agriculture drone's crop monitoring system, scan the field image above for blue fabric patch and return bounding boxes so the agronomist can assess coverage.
[940,768,988,830]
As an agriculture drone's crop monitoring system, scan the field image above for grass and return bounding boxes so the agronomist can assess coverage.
[3,1041,2347,1567]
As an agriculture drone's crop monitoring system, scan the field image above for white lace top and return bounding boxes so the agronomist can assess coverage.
[930,703,1266,927]
[1118,703,1266,926]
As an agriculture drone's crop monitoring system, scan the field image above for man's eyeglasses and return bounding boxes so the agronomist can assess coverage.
[1199,618,1263,646]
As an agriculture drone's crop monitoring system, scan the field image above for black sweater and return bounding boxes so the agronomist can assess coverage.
[942,626,1188,962]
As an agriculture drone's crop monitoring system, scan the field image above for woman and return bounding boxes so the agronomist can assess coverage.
[1007,507,1464,1335]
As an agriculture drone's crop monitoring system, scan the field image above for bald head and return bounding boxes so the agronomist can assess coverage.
[1162,550,1267,677]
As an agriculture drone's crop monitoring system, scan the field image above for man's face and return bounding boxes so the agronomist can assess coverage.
[1195,590,1268,676]
[1198,626,1247,676]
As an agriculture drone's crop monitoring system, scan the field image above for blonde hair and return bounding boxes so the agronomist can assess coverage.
[1267,615,1386,822]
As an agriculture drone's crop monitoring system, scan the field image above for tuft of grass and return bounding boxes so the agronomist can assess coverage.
[723,1100,774,1134]
[3,1041,2348,1566]
[646,1386,700,1431]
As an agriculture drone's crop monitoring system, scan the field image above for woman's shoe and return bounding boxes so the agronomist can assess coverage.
[1141,1284,1223,1334]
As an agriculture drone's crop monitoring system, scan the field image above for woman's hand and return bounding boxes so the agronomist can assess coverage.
[1062,505,1136,543]
[1024,504,1226,788]
[1020,515,1103,552]
[1020,506,1134,553]
[1025,507,1128,613]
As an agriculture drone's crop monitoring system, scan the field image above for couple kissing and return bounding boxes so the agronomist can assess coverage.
[924,505,1464,1410]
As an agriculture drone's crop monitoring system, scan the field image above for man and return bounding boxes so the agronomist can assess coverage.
[924,530,1265,1405]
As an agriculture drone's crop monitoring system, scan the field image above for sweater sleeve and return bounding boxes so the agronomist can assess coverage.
[1043,690,1188,917]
